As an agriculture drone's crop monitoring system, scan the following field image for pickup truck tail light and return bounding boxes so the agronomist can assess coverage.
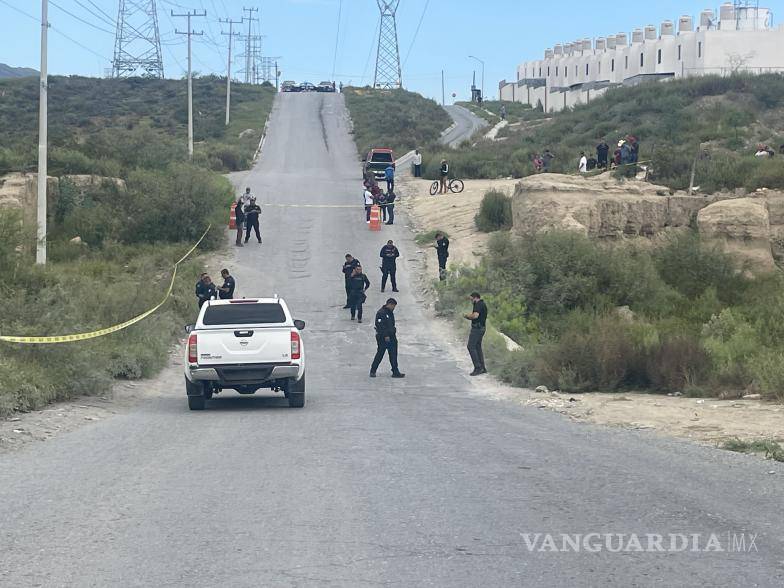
[187,333,198,364]
[290,330,301,360]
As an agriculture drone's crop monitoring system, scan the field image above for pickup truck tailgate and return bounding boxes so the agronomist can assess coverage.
[196,327,293,366]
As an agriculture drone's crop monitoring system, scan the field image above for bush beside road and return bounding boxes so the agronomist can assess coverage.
[0,76,255,417]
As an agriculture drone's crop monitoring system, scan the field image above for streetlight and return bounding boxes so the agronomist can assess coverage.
[468,55,484,101]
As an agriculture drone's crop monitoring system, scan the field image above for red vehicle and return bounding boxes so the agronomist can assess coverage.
[363,148,395,181]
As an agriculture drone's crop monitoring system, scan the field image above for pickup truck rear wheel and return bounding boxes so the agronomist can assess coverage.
[185,377,207,410]
[188,395,206,410]
[288,375,305,408]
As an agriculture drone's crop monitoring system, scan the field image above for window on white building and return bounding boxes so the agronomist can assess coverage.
[611,58,615,72]
[640,53,644,67]
[657,49,662,65]
[547,66,550,76]
[698,41,702,58]
[556,66,559,76]
[539,67,542,77]
[575,65,578,76]
[678,45,682,60]
[625,56,628,69]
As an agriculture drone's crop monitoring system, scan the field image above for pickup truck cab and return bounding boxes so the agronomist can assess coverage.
[184,298,306,410]
[364,148,395,181]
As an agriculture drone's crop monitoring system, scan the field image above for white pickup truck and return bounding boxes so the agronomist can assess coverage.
[184,298,306,410]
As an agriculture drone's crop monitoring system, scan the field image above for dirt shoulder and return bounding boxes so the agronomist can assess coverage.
[399,176,784,447]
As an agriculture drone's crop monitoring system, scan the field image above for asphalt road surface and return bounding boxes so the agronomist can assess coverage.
[2,93,784,587]
[441,104,489,148]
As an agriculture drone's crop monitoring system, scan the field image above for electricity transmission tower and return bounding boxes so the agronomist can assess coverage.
[373,0,402,89]
[112,0,164,78]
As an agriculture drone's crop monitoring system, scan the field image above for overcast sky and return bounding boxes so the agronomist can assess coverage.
[1,0,783,102]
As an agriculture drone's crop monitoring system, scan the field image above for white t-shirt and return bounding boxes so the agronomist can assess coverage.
[413,153,422,165]
[579,156,588,173]
[240,192,253,207]
[364,190,374,205]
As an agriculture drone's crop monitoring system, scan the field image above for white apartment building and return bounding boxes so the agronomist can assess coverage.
[499,3,784,113]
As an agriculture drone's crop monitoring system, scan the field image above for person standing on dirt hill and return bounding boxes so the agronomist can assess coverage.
[579,152,588,174]
[195,274,217,308]
[380,240,400,293]
[413,149,422,177]
[384,165,395,194]
[435,232,449,280]
[369,298,405,379]
[439,159,449,194]
[596,140,609,169]
[542,150,554,172]
[342,254,360,309]
[500,105,507,120]
[234,198,246,247]
[464,292,488,376]
[347,265,371,322]
[244,197,262,244]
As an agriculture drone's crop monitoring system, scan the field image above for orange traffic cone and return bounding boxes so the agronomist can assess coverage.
[369,205,381,231]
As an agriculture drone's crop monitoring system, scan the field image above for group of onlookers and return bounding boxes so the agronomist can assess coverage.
[363,169,396,225]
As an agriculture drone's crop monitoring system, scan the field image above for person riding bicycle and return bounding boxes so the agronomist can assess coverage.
[439,159,449,194]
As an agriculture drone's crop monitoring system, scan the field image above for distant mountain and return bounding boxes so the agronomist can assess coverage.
[0,63,38,79]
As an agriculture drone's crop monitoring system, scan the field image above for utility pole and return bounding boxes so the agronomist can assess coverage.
[242,7,259,84]
[220,17,242,126]
[275,60,280,91]
[173,9,206,160]
[36,0,49,265]
[441,70,445,106]
[469,55,485,101]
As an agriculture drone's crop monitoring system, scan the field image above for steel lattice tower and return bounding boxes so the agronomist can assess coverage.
[112,0,164,78]
[373,0,402,89]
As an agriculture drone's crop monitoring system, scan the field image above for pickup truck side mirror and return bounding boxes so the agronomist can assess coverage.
[293,319,306,331]
[185,324,195,333]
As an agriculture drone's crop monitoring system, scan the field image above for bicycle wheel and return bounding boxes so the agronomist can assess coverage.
[429,181,440,196]
[450,179,465,194]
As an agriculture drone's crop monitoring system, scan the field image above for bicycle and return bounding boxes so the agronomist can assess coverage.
[429,177,465,195]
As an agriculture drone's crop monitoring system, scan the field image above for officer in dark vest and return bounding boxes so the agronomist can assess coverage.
[347,264,370,322]
[379,240,400,293]
[342,254,360,309]
[370,298,405,378]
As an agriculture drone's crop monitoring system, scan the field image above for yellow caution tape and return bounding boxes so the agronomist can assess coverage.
[260,202,396,209]
[0,225,211,345]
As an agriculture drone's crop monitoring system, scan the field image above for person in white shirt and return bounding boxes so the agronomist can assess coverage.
[364,189,375,223]
[578,152,588,174]
[413,149,423,177]
[240,187,253,208]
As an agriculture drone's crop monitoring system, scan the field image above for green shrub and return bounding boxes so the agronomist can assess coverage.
[475,190,513,232]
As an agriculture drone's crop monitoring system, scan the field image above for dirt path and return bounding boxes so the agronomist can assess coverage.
[400,175,784,447]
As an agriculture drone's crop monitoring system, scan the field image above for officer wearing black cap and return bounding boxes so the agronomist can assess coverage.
[370,298,405,378]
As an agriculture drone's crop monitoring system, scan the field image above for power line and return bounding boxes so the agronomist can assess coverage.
[403,0,430,67]
[360,16,380,85]
[73,0,115,28]
[50,0,114,35]
[0,0,111,62]
[331,0,343,80]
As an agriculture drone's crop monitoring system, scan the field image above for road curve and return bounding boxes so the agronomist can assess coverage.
[0,93,783,587]
[441,104,489,148]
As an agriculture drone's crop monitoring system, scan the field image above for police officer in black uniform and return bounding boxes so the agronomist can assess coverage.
[370,298,405,378]
[379,240,400,293]
[218,268,236,300]
[435,232,449,281]
[342,254,360,309]
[195,273,217,308]
[347,264,371,322]
[464,292,488,376]
[244,197,262,244]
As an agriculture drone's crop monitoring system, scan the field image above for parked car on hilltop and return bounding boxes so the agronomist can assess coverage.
[317,81,335,93]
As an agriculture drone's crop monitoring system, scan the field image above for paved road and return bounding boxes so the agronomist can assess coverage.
[441,104,489,148]
[2,93,784,587]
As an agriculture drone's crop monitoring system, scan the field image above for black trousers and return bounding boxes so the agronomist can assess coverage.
[349,292,364,320]
[381,265,397,290]
[437,254,448,280]
[467,326,486,370]
[385,204,394,224]
[371,334,399,374]
[381,205,388,222]
[386,179,394,193]
[414,164,421,177]
[365,205,372,222]
[245,218,261,242]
